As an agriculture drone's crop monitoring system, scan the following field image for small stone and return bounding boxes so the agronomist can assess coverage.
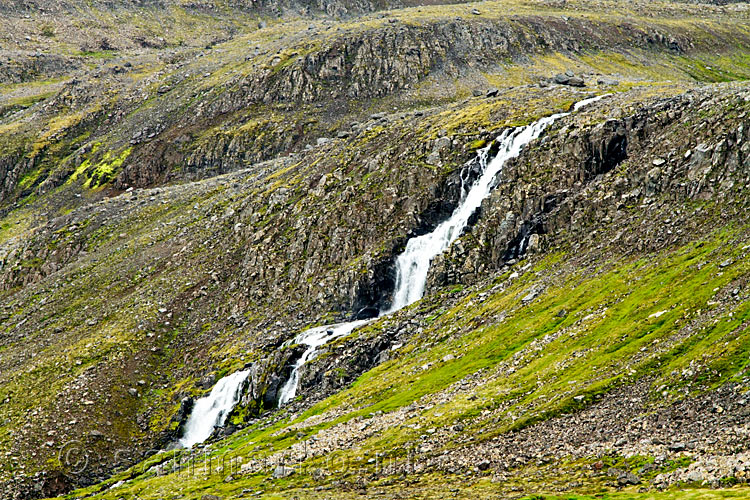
[652,158,666,166]
[618,471,641,486]
[477,460,491,471]
[527,234,541,253]
[597,76,619,86]
[567,76,585,87]
[273,465,295,479]
[471,8,481,15]
[486,88,499,97]
[686,470,704,482]
[522,286,543,304]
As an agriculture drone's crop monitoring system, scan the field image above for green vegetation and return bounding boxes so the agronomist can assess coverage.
[50,219,750,499]
[1,0,749,498]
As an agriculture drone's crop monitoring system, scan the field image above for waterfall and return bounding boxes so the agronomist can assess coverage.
[178,369,250,448]
[177,95,607,434]
[277,320,368,405]
[272,95,608,407]
[384,94,607,312]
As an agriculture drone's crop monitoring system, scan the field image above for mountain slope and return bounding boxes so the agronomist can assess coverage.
[40,84,750,500]
[0,0,750,499]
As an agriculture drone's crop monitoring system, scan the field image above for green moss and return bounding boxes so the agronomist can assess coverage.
[84,147,133,189]
[467,139,487,151]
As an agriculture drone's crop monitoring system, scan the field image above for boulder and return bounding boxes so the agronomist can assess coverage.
[598,76,620,86]
[567,76,585,87]
[273,465,296,478]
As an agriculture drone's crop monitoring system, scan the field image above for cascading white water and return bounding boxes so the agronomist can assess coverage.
[277,320,368,405]
[274,95,608,406]
[178,369,250,448]
[384,95,607,312]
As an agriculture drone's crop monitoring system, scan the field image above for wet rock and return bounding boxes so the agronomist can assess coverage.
[355,306,379,320]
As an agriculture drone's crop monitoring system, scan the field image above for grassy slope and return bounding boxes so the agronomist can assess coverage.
[2,0,750,214]
[54,211,750,499]
[0,0,748,498]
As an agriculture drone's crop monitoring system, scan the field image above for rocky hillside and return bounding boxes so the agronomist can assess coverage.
[1,0,750,499]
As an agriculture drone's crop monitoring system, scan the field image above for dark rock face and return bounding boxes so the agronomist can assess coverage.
[0,6,725,205]
[354,305,380,320]
[107,15,700,189]
[427,88,750,289]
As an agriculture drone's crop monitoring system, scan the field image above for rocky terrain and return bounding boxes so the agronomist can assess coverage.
[1,0,750,499]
